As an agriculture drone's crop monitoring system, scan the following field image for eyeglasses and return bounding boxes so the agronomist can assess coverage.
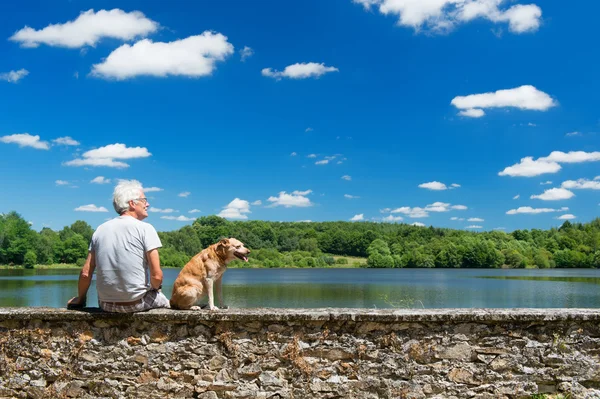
[133,198,148,204]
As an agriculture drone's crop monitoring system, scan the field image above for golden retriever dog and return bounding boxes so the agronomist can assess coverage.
[170,238,250,310]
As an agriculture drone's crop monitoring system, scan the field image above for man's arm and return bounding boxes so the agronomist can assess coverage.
[67,251,96,307]
[147,248,163,290]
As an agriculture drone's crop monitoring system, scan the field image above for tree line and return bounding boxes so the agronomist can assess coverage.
[1,211,599,269]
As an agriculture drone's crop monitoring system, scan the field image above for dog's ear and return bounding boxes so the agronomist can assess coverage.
[216,238,229,259]
[219,238,229,245]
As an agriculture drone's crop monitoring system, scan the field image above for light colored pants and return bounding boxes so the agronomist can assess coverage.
[100,290,170,313]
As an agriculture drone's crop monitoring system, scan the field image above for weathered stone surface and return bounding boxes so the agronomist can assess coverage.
[1,307,600,398]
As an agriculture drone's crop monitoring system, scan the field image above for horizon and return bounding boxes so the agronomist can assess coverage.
[1,1,598,233]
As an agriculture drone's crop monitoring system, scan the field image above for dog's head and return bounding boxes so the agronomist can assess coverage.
[216,238,250,263]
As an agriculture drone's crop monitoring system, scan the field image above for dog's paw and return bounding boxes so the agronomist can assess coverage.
[190,306,202,311]
[209,306,220,311]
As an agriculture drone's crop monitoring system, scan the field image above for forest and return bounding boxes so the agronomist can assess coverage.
[1,211,599,269]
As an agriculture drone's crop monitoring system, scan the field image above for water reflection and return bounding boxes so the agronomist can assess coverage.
[1,268,600,309]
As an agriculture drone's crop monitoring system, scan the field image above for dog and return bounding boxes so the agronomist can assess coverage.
[170,238,250,310]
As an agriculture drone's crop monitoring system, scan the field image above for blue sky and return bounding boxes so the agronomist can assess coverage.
[0,0,598,233]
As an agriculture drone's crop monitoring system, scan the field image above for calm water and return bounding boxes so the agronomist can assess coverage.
[1,268,600,309]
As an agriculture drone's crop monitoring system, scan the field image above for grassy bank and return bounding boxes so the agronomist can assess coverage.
[0,263,79,270]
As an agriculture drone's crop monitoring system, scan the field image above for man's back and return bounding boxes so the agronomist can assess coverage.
[91,215,162,302]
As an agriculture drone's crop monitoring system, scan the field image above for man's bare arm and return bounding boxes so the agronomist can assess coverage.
[67,251,96,306]
[147,248,163,290]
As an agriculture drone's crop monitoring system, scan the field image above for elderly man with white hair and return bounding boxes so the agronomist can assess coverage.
[68,179,170,312]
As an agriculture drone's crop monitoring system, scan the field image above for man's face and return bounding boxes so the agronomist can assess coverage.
[130,190,149,220]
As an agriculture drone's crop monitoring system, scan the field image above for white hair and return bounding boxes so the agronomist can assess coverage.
[113,180,143,214]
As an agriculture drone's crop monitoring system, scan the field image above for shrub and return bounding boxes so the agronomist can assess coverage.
[23,250,37,269]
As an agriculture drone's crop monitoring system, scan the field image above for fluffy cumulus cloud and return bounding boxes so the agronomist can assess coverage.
[499,151,600,177]
[144,187,163,192]
[0,69,29,83]
[262,62,338,80]
[466,225,483,229]
[411,222,426,227]
[64,143,151,168]
[530,187,574,201]
[55,180,69,186]
[239,46,254,61]
[383,215,404,222]
[315,160,329,165]
[10,9,158,48]
[91,176,110,184]
[557,214,576,220]
[91,31,234,80]
[161,215,195,222]
[149,208,177,213]
[178,192,191,198]
[385,201,467,218]
[341,175,352,181]
[188,209,201,213]
[468,217,484,222]
[513,194,520,199]
[268,190,313,208]
[344,194,360,199]
[350,214,364,221]
[506,206,568,215]
[354,0,542,34]
[418,181,447,190]
[218,198,251,220]
[451,85,556,118]
[52,136,80,146]
[0,133,49,150]
[251,200,262,206]
[75,204,108,212]
[562,178,600,190]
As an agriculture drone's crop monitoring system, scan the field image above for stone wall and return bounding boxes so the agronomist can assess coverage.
[1,308,600,399]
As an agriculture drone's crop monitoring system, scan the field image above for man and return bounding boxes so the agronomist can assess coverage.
[67,179,170,312]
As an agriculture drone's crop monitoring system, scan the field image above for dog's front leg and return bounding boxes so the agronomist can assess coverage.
[215,276,225,309]
[206,278,219,310]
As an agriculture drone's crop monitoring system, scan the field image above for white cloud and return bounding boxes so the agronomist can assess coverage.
[562,178,600,190]
[178,191,191,198]
[450,183,461,189]
[10,9,158,48]
[0,69,29,83]
[540,151,600,164]
[55,180,69,186]
[451,86,556,118]
[218,198,251,220]
[345,194,360,199]
[513,194,520,199]
[52,136,80,146]
[566,131,581,137]
[350,214,364,221]
[424,202,450,212]
[498,156,561,177]
[459,108,485,118]
[390,207,429,218]
[90,176,110,184]
[341,175,352,181]
[540,180,552,185]
[305,127,314,132]
[315,159,329,165]
[468,217,484,222]
[91,32,234,80]
[251,200,262,206]
[262,62,339,80]
[383,215,404,222]
[451,205,468,210]
[307,154,317,158]
[65,143,151,168]
[290,152,297,156]
[292,190,312,196]
[411,222,426,227]
[143,187,163,192]
[161,215,195,222]
[189,209,201,213]
[75,204,108,212]
[418,181,447,190]
[240,46,254,61]
[268,191,313,208]
[355,0,542,34]
[150,207,177,213]
[0,133,50,150]
[450,217,465,221]
[466,225,483,229]
[506,206,562,215]
[493,227,506,230]
[557,214,576,220]
[530,187,575,201]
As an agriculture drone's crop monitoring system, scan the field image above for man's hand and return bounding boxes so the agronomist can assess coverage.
[67,296,86,309]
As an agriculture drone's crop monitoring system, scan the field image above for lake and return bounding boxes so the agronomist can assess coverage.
[1,268,600,309]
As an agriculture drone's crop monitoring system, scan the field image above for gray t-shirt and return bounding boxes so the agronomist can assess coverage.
[89,215,162,302]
